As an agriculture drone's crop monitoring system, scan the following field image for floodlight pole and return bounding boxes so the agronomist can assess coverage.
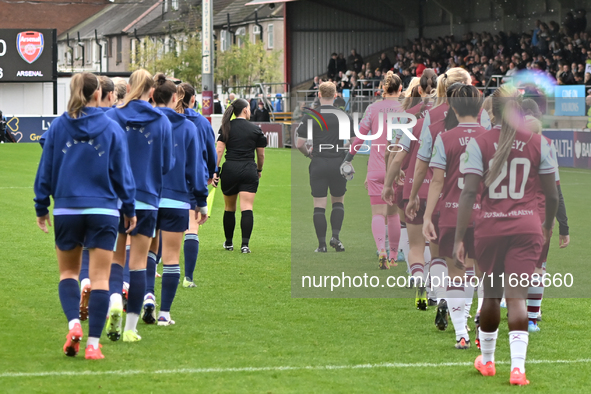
[202,0,214,122]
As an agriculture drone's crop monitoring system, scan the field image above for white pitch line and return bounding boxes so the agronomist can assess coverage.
[1,358,590,379]
[0,186,32,189]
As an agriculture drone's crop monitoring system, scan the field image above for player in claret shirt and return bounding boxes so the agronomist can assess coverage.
[422,85,487,347]
[382,69,438,310]
[453,87,558,386]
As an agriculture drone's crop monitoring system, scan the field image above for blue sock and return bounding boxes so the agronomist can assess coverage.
[78,249,89,282]
[160,264,181,312]
[184,234,199,281]
[128,270,146,314]
[109,263,124,296]
[123,245,131,284]
[146,251,157,296]
[59,278,80,322]
[88,290,109,338]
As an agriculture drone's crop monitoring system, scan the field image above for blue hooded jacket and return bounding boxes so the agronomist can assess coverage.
[34,107,136,218]
[106,100,175,208]
[159,107,208,207]
[185,108,217,179]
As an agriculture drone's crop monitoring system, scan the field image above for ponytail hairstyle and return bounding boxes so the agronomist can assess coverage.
[419,68,437,96]
[67,72,100,119]
[221,98,249,141]
[443,83,463,131]
[485,86,523,187]
[418,68,438,114]
[120,69,154,108]
[152,73,177,106]
[435,67,470,107]
[383,71,402,95]
[175,82,196,114]
[402,85,422,111]
[98,76,114,101]
[111,77,127,102]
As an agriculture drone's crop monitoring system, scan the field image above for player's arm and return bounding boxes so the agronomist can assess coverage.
[540,174,559,243]
[556,184,570,247]
[407,123,433,218]
[295,117,313,158]
[423,135,446,233]
[382,149,407,205]
[453,138,483,269]
[539,138,559,243]
[423,168,444,241]
[256,147,265,177]
[215,141,225,168]
[453,173,479,269]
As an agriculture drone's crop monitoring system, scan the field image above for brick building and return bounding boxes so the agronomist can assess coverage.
[0,0,111,35]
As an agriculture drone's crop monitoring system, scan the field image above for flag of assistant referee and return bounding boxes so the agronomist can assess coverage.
[295,82,354,252]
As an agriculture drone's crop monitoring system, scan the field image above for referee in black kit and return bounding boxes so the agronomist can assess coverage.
[213,98,267,254]
[296,82,353,253]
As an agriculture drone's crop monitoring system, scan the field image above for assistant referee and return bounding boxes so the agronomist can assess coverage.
[296,82,353,252]
[213,98,267,254]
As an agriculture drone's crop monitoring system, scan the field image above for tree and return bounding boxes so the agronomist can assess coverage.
[131,33,282,92]
[131,34,202,88]
[216,35,282,89]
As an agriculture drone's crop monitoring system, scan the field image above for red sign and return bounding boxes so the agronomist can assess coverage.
[253,122,283,148]
[16,31,44,64]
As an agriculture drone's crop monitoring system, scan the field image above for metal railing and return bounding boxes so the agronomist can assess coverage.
[224,82,291,121]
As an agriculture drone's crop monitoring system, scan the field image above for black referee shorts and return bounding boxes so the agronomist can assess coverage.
[309,157,347,198]
[220,160,259,196]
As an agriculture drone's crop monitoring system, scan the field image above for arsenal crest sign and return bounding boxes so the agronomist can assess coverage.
[0,28,54,82]
[17,31,44,64]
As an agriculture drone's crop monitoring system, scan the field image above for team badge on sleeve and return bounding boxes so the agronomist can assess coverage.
[17,31,44,64]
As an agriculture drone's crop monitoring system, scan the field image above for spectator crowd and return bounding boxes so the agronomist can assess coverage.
[314,10,591,97]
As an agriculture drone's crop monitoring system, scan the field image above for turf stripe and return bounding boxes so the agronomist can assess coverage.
[1,358,591,378]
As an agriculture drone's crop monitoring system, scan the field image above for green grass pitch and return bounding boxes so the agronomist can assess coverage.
[0,144,590,393]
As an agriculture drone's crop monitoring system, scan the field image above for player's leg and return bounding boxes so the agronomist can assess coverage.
[386,204,401,267]
[122,232,152,338]
[183,210,200,287]
[327,161,346,252]
[122,238,131,311]
[85,214,119,359]
[86,247,114,359]
[79,248,91,321]
[371,204,388,268]
[406,222,427,310]
[238,191,256,253]
[504,234,542,386]
[106,233,127,342]
[158,229,184,325]
[445,256,468,346]
[312,197,328,252]
[329,194,346,251]
[527,234,550,332]
[57,245,83,357]
[474,236,505,377]
[223,194,238,250]
[141,234,159,326]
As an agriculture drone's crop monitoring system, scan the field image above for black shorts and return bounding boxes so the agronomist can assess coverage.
[54,214,119,251]
[118,209,158,238]
[309,157,347,198]
[220,160,259,196]
[157,208,190,233]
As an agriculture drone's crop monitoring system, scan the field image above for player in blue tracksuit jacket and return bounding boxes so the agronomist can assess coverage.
[78,77,127,306]
[175,83,218,288]
[104,69,175,342]
[33,72,137,360]
[147,75,209,325]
